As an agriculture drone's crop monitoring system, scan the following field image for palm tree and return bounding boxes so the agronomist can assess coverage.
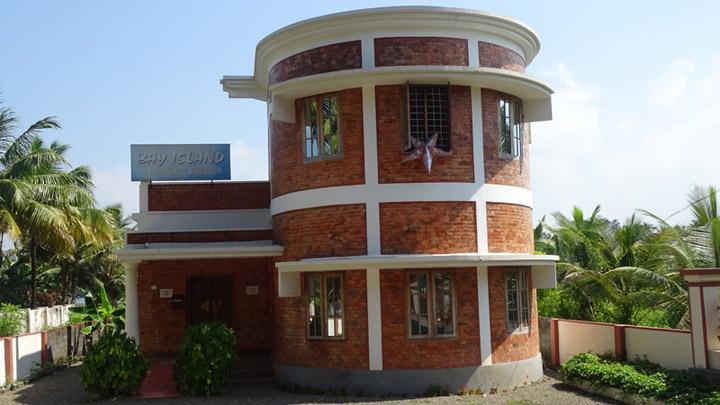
[686,185,720,267]
[0,103,115,307]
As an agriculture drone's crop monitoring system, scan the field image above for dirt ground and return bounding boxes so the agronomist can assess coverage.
[0,366,620,405]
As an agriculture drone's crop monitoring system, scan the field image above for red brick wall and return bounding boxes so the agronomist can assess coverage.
[274,270,369,369]
[380,268,481,369]
[127,230,272,244]
[478,42,526,72]
[137,258,272,355]
[374,37,469,67]
[482,89,530,188]
[272,204,367,261]
[375,85,474,183]
[148,182,270,211]
[488,266,539,363]
[379,202,477,254]
[269,41,362,85]
[486,203,534,253]
[270,88,365,198]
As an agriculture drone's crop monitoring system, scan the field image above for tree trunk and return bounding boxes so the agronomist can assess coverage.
[30,237,37,309]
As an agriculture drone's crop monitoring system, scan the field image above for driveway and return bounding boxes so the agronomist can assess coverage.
[0,366,620,405]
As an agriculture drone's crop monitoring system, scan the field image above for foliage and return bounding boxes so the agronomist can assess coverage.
[560,353,720,404]
[0,303,24,337]
[80,332,149,398]
[0,101,132,309]
[69,286,125,335]
[173,322,236,396]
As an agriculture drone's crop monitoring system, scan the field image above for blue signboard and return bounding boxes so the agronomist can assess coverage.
[130,144,231,181]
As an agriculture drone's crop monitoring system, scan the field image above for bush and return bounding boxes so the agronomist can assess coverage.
[560,352,719,404]
[80,332,149,398]
[0,303,24,337]
[173,322,236,396]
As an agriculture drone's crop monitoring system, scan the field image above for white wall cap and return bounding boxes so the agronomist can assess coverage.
[116,240,283,262]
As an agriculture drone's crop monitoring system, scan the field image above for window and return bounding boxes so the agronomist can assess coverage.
[307,273,344,339]
[498,97,523,158]
[408,270,456,338]
[404,85,451,152]
[303,94,341,161]
[505,269,530,334]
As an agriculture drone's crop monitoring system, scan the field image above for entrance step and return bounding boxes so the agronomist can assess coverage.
[232,351,275,384]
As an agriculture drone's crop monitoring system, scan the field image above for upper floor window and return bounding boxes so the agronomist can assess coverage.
[404,85,451,152]
[307,273,344,339]
[303,94,341,161]
[506,269,530,334]
[408,270,456,338]
[498,97,523,159]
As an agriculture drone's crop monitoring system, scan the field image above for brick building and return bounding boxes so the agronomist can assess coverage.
[118,6,558,395]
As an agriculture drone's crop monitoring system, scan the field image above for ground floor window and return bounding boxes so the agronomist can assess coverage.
[307,273,344,339]
[505,269,530,334]
[408,270,456,338]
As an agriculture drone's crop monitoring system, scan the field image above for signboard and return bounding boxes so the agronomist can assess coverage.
[131,144,231,181]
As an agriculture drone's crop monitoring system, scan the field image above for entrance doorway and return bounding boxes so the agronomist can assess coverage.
[186,276,232,326]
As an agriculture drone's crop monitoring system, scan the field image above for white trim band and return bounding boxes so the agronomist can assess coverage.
[270,183,532,216]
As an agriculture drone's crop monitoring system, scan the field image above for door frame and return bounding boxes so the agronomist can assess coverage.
[185,275,233,326]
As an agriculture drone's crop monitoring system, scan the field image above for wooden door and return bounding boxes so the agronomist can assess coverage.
[186,277,232,326]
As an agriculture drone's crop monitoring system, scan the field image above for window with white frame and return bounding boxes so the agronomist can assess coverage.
[404,85,451,152]
[303,94,341,161]
[505,269,530,333]
[498,97,523,158]
[408,270,456,338]
[307,273,344,339]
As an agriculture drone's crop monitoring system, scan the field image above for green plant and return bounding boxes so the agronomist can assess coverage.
[80,332,148,398]
[69,286,124,335]
[0,303,24,337]
[173,322,236,396]
[560,352,720,404]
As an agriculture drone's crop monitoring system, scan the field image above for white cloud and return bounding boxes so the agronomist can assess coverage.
[531,58,720,225]
[230,139,269,181]
[92,166,139,216]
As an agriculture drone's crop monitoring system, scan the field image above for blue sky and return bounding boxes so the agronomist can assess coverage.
[2,1,720,224]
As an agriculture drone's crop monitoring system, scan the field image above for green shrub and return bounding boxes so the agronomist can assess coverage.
[560,352,719,404]
[0,303,24,337]
[80,332,149,398]
[173,322,236,396]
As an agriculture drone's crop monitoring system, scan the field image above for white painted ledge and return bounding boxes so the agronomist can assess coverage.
[117,240,283,262]
[131,209,272,233]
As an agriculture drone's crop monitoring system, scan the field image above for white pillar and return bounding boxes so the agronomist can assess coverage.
[688,285,707,368]
[362,84,381,256]
[124,262,140,343]
[477,265,493,365]
[139,182,149,213]
[366,268,383,370]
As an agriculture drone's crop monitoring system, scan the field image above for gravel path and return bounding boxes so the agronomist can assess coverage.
[0,366,620,405]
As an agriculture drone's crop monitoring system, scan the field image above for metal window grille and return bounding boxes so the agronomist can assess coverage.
[505,270,530,333]
[406,85,450,151]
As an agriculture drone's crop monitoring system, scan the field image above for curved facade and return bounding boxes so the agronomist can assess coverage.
[226,7,556,394]
[121,6,557,397]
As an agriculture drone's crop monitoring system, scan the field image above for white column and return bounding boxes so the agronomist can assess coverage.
[471,87,488,253]
[362,85,381,255]
[366,268,383,370]
[139,182,149,213]
[361,37,375,69]
[124,262,140,343]
[477,265,493,365]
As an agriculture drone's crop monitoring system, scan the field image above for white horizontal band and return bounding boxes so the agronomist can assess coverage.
[270,182,532,215]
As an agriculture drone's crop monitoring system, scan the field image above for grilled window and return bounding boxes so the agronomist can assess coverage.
[303,94,341,161]
[405,85,451,152]
[505,269,530,334]
[307,273,344,339]
[408,270,456,338]
[499,97,523,158]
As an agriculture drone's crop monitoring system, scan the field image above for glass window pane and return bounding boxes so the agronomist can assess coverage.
[409,272,429,336]
[322,96,340,156]
[499,99,512,155]
[434,271,454,336]
[326,275,343,337]
[308,275,322,337]
[407,86,450,151]
[304,99,319,159]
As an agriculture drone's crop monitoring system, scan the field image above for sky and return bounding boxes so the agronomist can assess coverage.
[2,1,720,225]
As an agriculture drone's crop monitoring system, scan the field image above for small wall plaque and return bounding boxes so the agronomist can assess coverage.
[246,285,259,295]
[159,288,173,298]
